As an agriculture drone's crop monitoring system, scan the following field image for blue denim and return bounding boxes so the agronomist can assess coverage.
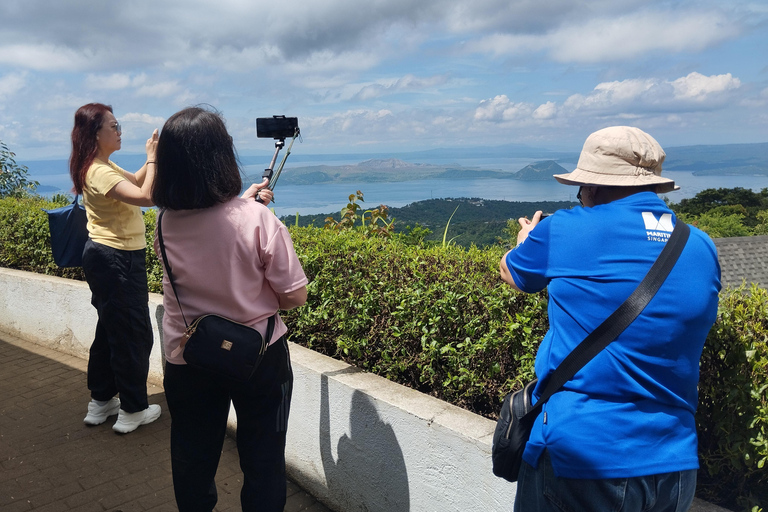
[514,451,697,512]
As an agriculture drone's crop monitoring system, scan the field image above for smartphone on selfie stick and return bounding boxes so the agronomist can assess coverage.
[255,116,300,203]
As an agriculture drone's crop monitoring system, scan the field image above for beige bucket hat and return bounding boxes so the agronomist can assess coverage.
[553,126,677,193]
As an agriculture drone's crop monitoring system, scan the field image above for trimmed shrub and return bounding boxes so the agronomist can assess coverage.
[698,284,768,511]
[1,198,766,510]
[0,197,163,290]
[283,227,548,414]
[0,196,84,280]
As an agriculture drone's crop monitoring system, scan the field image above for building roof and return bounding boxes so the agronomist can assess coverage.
[712,235,768,289]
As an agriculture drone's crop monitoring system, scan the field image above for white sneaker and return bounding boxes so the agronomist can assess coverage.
[84,397,121,426]
[112,404,162,434]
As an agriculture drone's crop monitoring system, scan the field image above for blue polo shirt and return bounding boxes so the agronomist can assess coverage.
[505,192,721,478]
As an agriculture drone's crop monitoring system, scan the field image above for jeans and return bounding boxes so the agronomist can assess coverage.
[164,335,293,512]
[514,451,697,512]
[82,240,153,413]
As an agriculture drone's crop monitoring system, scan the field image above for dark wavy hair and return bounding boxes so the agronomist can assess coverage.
[70,103,113,194]
[152,106,242,210]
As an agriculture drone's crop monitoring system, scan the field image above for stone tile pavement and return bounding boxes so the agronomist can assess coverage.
[0,334,332,512]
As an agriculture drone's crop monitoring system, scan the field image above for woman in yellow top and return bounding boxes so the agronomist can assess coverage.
[69,103,161,434]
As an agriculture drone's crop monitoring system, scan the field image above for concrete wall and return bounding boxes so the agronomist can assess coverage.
[0,268,514,511]
[0,267,167,383]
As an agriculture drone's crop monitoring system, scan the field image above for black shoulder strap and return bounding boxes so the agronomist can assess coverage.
[157,209,190,329]
[525,220,691,419]
[156,208,277,341]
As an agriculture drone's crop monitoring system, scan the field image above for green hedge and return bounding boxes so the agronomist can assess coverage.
[0,197,162,290]
[1,197,765,511]
[698,284,768,510]
[283,227,548,414]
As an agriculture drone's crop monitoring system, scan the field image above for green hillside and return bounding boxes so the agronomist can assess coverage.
[282,197,578,247]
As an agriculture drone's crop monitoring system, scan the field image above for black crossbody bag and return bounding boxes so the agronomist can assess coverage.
[157,209,276,382]
[492,221,690,482]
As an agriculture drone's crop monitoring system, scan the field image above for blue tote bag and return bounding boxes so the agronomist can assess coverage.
[44,195,89,267]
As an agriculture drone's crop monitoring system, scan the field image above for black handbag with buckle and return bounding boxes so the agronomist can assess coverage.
[492,221,690,482]
[157,209,276,382]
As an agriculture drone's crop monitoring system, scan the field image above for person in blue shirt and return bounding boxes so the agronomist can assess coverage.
[500,126,721,512]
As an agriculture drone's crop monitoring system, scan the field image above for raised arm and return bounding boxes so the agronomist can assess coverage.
[106,129,158,207]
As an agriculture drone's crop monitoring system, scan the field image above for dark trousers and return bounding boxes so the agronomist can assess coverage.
[82,239,153,413]
[514,450,697,512]
[164,335,293,512]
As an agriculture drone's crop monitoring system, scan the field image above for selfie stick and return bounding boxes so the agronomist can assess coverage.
[256,127,299,204]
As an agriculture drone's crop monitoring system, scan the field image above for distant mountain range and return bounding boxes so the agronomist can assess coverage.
[19,141,768,190]
[663,143,768,176]
[274,158,570,184]
[243,142,768,184]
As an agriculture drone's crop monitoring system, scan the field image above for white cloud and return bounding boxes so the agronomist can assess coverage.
[671,72,741,102]
[121,113,166,126]
[563,79,659,111]
[284,50,381,78]
[0,0,765,157]
[0,44,92,71]
[0,73,27,100]
[562,73,741,114]
[474,72,745,135]
[548,11,741,63]
[474,95,536,122]
[135,81,184,99]
[532,101,557,120]
[85,73,150,91]
[465,9,743,63]
[354,74,451,101]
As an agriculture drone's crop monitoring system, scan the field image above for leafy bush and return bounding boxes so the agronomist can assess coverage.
[1,197,766,510]
[0,196,84,279]
[698,284,768,511]
[0,196,163,288]
[284,226,548,413]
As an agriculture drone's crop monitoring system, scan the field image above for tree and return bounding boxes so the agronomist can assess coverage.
[673,187,768,227]
[690,211,753,238]
[0,140,38,198]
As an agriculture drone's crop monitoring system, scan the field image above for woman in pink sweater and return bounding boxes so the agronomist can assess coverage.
[151,106,308,512]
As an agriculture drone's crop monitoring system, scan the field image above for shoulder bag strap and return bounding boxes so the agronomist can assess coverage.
[156,208,277,342]
[156,209,190,329]
[524,220,691,419]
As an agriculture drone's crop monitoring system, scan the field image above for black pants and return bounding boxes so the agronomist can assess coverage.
[82,239,153,413]
[164,335,293,512]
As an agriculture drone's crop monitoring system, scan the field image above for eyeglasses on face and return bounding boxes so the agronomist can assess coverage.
[103,121,121,133]
[577,187,583,206]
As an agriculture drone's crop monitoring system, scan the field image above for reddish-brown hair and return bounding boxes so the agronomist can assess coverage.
[69,103,113,194]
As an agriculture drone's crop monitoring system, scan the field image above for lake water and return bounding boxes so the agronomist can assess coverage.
[21,155,768,216]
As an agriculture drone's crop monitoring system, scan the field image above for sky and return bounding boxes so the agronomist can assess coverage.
[0,0,767,161]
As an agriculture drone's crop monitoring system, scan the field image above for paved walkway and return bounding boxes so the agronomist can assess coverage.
[0,335,332,512]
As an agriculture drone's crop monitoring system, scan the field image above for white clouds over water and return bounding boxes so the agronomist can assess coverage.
[0,0,765,158]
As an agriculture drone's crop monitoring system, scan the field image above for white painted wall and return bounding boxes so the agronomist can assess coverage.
[0,268,166,383]
[287,342,512,511]
[0,267,516,511]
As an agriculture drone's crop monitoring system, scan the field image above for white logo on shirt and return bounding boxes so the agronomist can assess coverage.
[642,212,673,242]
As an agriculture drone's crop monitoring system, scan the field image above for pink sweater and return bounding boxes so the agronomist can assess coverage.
[154,198,308,365]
